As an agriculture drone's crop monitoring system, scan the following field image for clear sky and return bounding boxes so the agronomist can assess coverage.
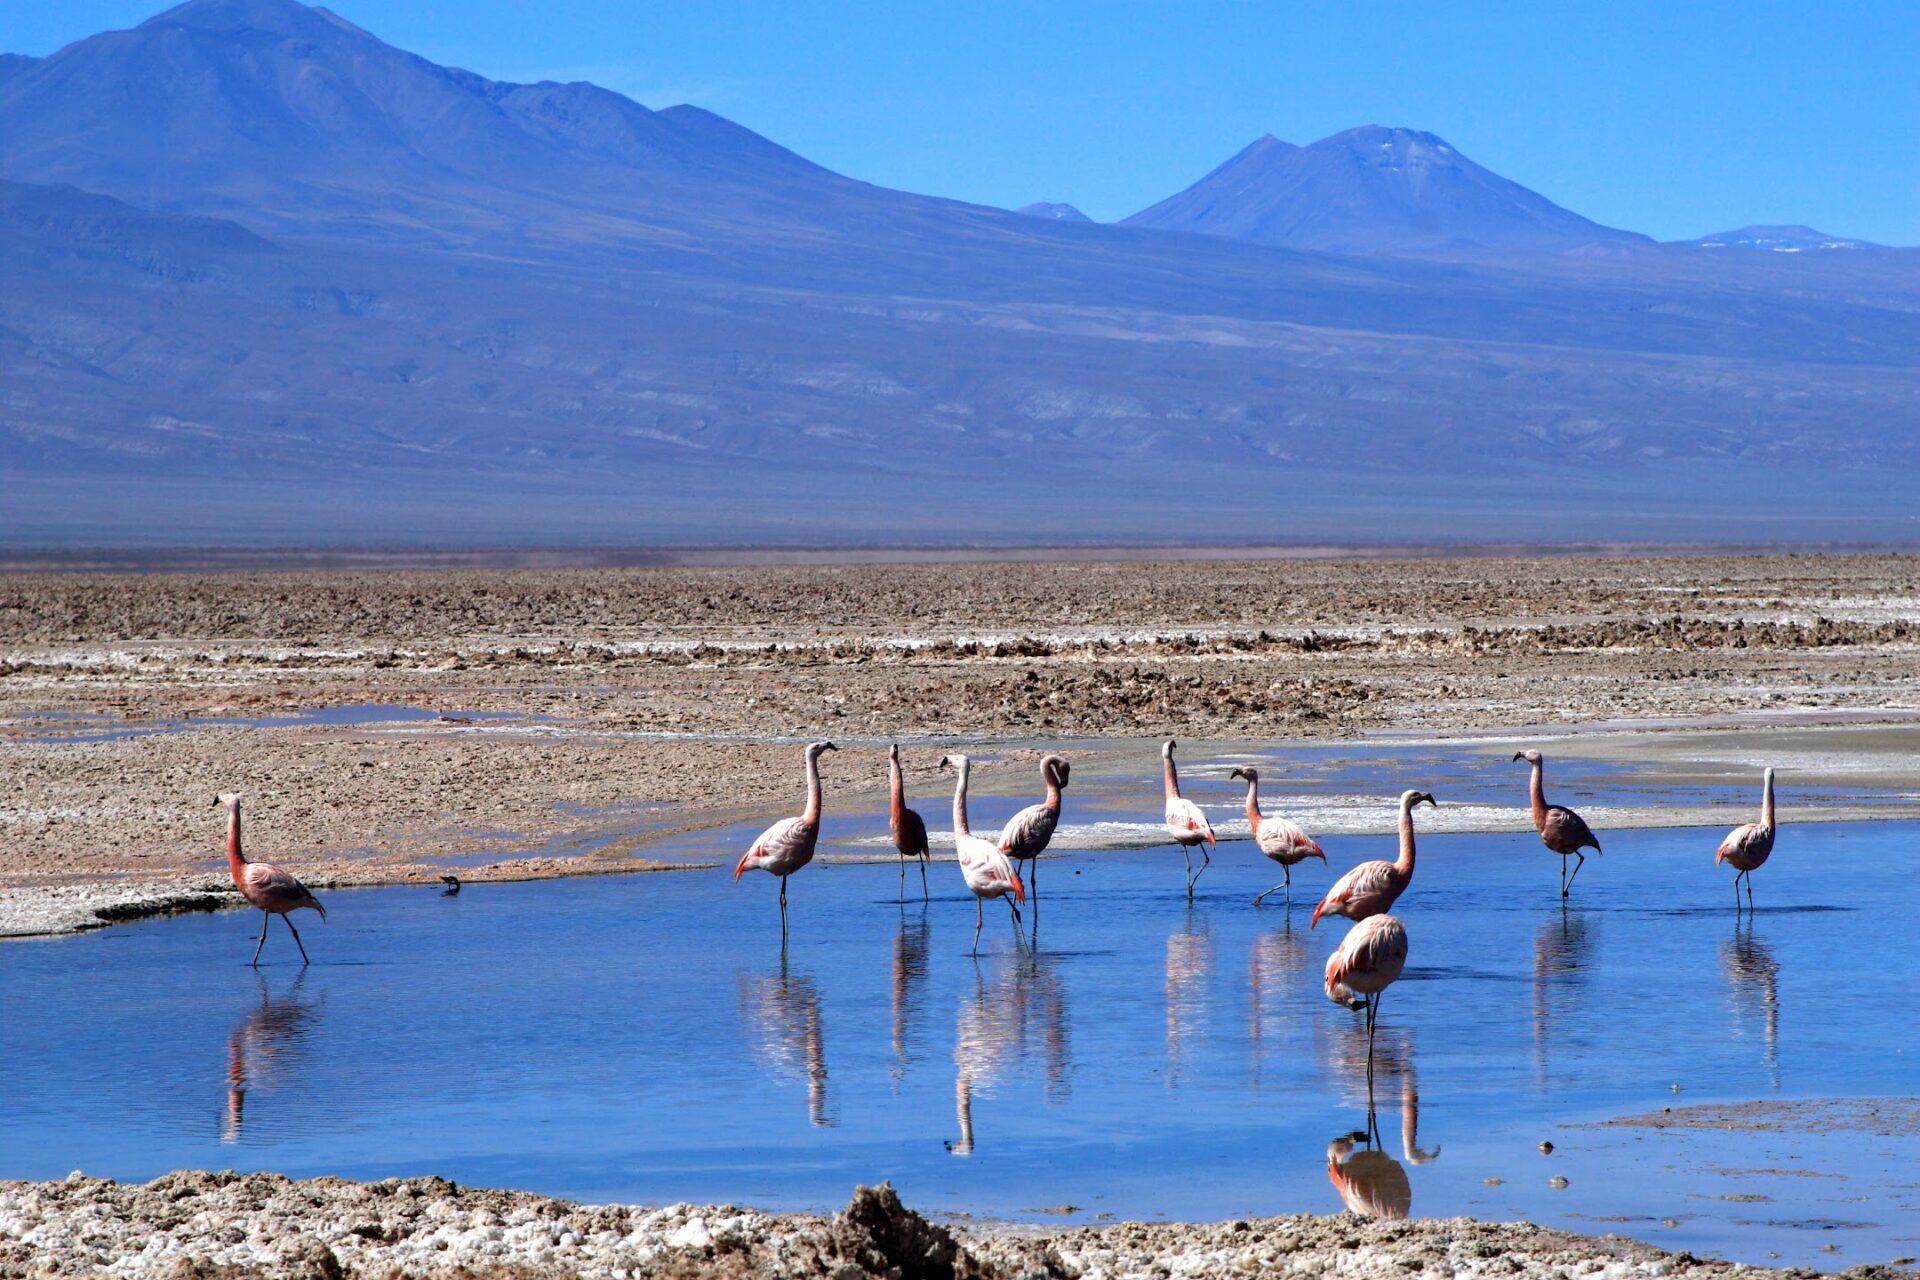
[6,0,1917,244]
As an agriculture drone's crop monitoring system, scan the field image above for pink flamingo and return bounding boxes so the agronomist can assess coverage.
[1716,766,1777,912]
[1230,766,1326,907]
[1161,739,1216,900]
[1513,749,1602,897]
[217,794,326,966]
[940,754,1026,955]
[1312,790,1434,928]
[1324,913,1409,1060]
[734,741,836,940]
[889,744,930,902]
[999,754,1069,899]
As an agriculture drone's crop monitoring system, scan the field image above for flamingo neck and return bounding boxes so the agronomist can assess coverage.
[951,761,972,837]
[1527,761,1548,830]
[225,807,247,879]
[1761,772,1775,827]
[1043,765,1063,814]
[1244,778,1263,824]
[889,755,906,822]
[802,752,823,824]
[1163,754,1180,801]
[1396,799,1418,877]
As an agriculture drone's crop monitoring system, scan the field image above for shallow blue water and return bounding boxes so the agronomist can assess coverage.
[3,809,1917,1268]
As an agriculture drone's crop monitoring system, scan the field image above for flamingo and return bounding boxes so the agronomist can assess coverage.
[1161,739,1216,900]
[999,754,1069,900]
[216,794,326,966]
[734,741,835,940]
[1311,790,1434,929]
[940,754,1026,955]
[1231,766,1326,907]
[1716,766,1777,912]
[1513,749,1601,897]
[1324,913,1409,1062]
[888,744,930,902]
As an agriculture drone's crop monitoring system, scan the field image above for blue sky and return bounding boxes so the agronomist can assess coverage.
[7,0,1917,243]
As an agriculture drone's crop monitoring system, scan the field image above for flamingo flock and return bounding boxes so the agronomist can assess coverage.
[213,740,1786,1069]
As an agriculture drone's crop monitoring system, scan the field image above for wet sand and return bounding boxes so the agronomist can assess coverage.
[2,1174,1891,1280]
[3,554,1917,936]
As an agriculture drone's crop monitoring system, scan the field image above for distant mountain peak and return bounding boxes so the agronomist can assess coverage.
[1124,123,1646,255]
[1015,202,1092,222]
[140,0,371,39]
[1685,224,1881,251]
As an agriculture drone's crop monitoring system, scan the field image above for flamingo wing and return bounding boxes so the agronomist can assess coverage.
[1165,798,1216,845]
[998,803,1059,860]
[1543,805,1601,854]
[958,835,1026,902]
[243,861,324,916]
[736,816,818,879]
[1716,822,1774,867]
[1311,859,1396,928]
[1254,815,1322,862]
[893,805,930,859]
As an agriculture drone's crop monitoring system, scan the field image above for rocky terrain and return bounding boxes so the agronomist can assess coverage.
[1,1173,1884,1280]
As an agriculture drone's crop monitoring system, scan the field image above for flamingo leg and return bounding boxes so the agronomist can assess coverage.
[1563,850,1586,897]
[918,856,928,902]
[1733,870,1744,913]
[779,875,790,942]
[1181,845,1195,901]
[899,852,906,901]
[972,896,984,956]
[250,912,269,967]
[1253,864,1292,908]
[1007,896,1023,928]
[282,912,311,965]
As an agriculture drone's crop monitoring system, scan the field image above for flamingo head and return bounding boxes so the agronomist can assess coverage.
[807,741,837,760]
[1162,738,1176,758]
[1042,754,1070,789]
[1512,749,1542,765]
[939,753,967,773]
[1230,766,1258,785]
[888,743,900,761]
[1400,790,1437,812]
[214,792,241,811]
[1763,765,1775,783]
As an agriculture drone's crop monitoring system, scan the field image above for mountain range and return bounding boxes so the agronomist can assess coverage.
[1,0,1914,546]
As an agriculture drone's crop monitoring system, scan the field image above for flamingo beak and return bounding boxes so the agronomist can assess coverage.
[1423,794,1438,809]
[1511,752,1525,762]
[1229,768,1243,780]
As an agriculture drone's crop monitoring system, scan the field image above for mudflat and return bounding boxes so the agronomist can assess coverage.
[3,554,1916,932]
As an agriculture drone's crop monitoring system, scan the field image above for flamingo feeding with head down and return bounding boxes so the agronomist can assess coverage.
[1230,766,1325,907]
[940,754,1026,955]
[999,754,1069,900]
[217,793,326,966]
[734,741,835,940]
[888,744,930,902]
[1324,913,1409,1061]
[1513,749,1602,897]
[1716,766,1777,912]
[1161,740,1216,900]
[1311,790,1434,929]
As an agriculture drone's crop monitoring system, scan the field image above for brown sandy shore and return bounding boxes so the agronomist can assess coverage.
[3,1174,1901,1280]
[3,555,1918,936]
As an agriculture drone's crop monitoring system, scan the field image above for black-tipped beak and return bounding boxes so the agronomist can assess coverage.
[822,742,837,752]
[1511,752,1525,762]
[1229,768,1244,780]
[1423,794,1439,808]
[212,796,220,807]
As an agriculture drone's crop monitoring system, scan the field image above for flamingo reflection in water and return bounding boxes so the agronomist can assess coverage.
[1165,910,1214,1088]
[890,908,931,1090]
[1531,906,1593,1085]
[1248,917,1311,1086]
[737,957,831,1127]
[1323,1030,1439,1220]
[947,948,1072,1154]
[1722,921,1780,1079]
[221,971,318,1144]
